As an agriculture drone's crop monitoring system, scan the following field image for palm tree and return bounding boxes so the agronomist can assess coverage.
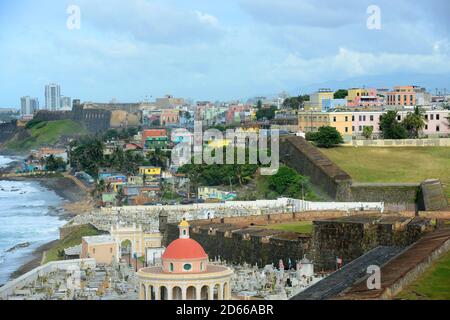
[402,106,426,138]
[115,188,126,207]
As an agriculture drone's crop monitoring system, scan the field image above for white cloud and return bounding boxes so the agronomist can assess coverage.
[75,0,223,45]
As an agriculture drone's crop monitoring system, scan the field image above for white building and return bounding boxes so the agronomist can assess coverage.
[45,83,61,110]
[20,96,39,115]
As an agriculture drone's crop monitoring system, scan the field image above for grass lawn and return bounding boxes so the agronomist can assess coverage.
[262,221,313,234]
[44,224,104,263]
[5,120,87,151]
[396,249,450,300]
[321,147,450,201]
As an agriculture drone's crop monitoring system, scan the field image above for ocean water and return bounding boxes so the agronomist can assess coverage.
[0,155,67,285]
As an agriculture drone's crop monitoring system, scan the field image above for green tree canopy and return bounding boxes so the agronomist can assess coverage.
[310,126,344,148]
[333,89,348,99]
[379,110,408,139]
[402,106,426,138]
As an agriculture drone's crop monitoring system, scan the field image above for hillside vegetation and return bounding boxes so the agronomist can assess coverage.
[3,120,87,152]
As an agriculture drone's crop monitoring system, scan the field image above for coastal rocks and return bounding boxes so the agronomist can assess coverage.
[6,242,31,253]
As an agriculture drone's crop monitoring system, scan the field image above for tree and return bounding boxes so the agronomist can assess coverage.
[146,148,170,170]
[402,106,426,138]
[256,106,277,120]
[115,188,126,207]
[45,155,66,171]
[362,126,374,139]
[334,89,348,99]
[379,110,408,139]
[313,126,344,148]
[256,100,263,110]
[282,95,310,110]
[69,137,104,177]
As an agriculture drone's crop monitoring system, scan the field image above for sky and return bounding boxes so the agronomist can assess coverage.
[1,0,450,108]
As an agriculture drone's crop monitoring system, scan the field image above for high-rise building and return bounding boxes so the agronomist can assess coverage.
[45,83,61,110]
[60,96,72,110]
[20,96,39,115]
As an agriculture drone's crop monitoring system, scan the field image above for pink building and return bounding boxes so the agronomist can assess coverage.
[352,110,449,138]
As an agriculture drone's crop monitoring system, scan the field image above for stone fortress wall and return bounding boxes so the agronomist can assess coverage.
[69,198,384,234]
[279,136,448,211]
[163,211,432,272]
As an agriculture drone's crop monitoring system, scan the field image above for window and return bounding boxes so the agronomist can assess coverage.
[352,116,355,121]
[170,263,174,272]
[333,116,336,122]
[359,115,362,121]
[183,230,186,236]
[397,116,401,121]
[436,114,440,120]
[183,263,192,271]
[370,115,374,121]
[345,116,348,122]
[436,126,440,132]
[425,115,428,120]
[345,127,348,133]
[430,114,434,120]
[200,262,204,271]
[425,125,428,130]
[359,126,362,131]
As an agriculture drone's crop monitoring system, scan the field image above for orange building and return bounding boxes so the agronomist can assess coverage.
[386,86,428,106]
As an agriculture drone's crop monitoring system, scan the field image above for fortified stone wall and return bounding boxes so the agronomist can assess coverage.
[0,121,18,143]
[165,222,311,267]
[279,136,445,211]
[279,136,353,200]
[164,213,427,272]
[312,216,431,271]
[349,183,419,211]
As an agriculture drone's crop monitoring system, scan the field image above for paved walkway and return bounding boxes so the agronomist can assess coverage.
[337,226,450,300]
[291,246,403,300]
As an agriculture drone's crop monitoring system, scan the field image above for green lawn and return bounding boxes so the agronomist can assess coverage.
[321,147,450,201]
[396,249,450,300]
[5,120,87,151]
[262,221,313,234]
[44,224,104,263]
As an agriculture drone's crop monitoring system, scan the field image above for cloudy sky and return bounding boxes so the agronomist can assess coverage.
[1,0,449,107]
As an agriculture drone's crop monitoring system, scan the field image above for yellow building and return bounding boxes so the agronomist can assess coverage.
[139,166,162,176]
[298,111,353,137]
[208,139,231,148]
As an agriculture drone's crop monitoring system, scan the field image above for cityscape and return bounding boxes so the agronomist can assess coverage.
[0,0,449,312]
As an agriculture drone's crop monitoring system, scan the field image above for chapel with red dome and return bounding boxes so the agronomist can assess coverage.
[137,219,233,300]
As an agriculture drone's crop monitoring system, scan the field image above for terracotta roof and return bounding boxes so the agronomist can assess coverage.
[162,238,207,260]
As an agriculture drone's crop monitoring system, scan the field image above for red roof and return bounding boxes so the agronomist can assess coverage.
[162,238,207,260]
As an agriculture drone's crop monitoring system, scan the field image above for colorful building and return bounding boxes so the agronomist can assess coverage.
[198,187,237,202]
[386,86,430,107]
[304,89,334,111]
[298,111,353,138]
[81,235,117,265]
[137,220,233,300]
[142,129,168,150]
[160,109,180,126]
[346,88,383,108]
[139,166,162,176]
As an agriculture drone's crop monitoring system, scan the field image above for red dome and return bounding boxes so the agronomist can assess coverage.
[162,238,208,260]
